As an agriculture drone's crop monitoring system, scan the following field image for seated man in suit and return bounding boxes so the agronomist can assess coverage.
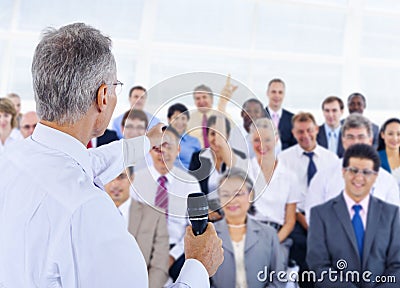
[132,126,202,281]
[317,96,345,157]
[265,78,297,151]
[307,143,400,287]
[104,167,169,288]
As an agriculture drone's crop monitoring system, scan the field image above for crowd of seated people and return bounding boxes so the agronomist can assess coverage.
[2,76,400,288]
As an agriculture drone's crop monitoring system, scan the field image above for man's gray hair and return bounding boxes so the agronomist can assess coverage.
[341,113,373,138]
[32,23,116,125]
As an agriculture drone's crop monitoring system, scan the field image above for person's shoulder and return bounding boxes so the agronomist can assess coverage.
[372,195,399,212]
[277,144,297,158]
[248,217,277,238]
[281,108,294,117]
[172,166,199,183]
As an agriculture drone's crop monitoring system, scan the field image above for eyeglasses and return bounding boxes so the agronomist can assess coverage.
[344,166,378,178]
[343,134,368,141]
[107,80,123,95]
[21,124,37,130]
[124,124,146,131]
[219,190,248,200]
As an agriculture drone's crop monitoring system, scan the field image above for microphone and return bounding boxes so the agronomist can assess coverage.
[187,192,209,236]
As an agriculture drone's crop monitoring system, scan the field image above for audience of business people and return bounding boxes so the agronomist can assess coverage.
[307,144,400,287]
[378,118,400,189]
[210,168,285,288]
[306,113,400,223]
[3,31,400,287]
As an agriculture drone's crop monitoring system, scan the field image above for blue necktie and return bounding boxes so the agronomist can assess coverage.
[352,205,364,261]
[303,151,317,186]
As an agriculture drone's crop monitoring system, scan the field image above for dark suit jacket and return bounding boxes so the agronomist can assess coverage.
[307,193,400,287]
[128,199,169,288]
[211,218,285,288]
[96,129,119,147]
[266,107,297,150]
[316,124,345,158]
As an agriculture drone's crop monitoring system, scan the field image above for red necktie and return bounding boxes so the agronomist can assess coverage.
[86,140,93,149]
[202,114,210,148]
[155,176,168,217]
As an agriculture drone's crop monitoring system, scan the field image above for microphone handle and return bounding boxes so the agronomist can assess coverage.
[191,216,208,236]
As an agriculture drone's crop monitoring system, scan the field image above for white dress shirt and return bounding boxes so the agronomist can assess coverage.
[229,125,254,158]
[305,158,400,224]
[0,127,23,154]
[0,123,209,288]
[277,144,339,211]
[249,158,302,225]
[132,165,201,260]
[118,197,132,227]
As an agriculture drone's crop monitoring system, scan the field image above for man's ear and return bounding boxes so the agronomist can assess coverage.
[96,83,108,112]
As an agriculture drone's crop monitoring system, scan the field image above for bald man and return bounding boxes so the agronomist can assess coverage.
[20,111,39,138]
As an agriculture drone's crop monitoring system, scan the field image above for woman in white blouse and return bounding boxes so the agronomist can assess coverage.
[249,118,301,265]
[211,167,284,288]
[0,97,22,154]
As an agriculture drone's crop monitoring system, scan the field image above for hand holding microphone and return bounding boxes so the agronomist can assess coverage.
[185,192,224,277]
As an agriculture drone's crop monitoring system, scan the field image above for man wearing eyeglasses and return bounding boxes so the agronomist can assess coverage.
[0,23,223,288]
[307,143,400,287]
[19,111,39,138]
[305,113,400,223]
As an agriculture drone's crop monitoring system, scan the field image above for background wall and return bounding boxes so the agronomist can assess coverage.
[0,0,399,125]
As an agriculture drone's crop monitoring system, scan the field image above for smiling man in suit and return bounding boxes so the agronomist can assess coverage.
[316,96,345,157]
[265,78,296,151]
[105,166,169,288]
[307,143,400,287]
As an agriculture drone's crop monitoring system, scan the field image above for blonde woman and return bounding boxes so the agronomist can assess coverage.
[249,118,301,265]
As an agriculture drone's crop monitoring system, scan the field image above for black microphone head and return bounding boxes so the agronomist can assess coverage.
[187,192,208,218]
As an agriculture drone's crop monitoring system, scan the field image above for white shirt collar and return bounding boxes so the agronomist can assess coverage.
[118,197,132,218]
[323,123,341,137]
[295,143,322,158]
[148,164,175,184]
[267,106,282,118]
[31,123,93,180]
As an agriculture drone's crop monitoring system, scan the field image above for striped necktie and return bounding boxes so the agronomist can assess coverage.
[155,175,168,216]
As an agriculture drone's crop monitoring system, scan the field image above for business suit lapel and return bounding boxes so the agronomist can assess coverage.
[333,194,360,264]
[128,200,143,237]
[362,197,382,268]
[317,125,328,148]
[217,220,234,254]
[244,218,259,252]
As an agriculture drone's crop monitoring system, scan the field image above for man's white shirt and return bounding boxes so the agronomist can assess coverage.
[277,144,339,211]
